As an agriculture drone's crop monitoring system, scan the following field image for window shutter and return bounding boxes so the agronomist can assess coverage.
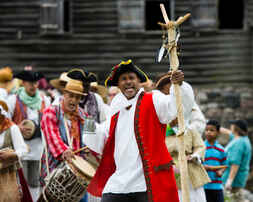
[118,0,145,32]
[40,0,64,35]
[191,0,218,31]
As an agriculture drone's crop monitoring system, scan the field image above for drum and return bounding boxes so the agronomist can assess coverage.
[20,119,41,140]
[38,155,95,202]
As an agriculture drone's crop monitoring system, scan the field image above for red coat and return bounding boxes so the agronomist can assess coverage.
[87,92,179,202]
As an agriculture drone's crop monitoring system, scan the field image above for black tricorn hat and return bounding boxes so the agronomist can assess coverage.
[67,68,97,83]
[105,59,148,87]
[15,70,44,82]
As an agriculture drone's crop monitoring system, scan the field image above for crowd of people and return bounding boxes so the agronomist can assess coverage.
[0,61,251,202]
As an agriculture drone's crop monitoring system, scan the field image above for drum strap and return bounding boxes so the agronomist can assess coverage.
[63,115,73,149]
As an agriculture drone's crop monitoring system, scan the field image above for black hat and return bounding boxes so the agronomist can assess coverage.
[15,70,44,82]
[230,120,248,133]
[105,59,148,87]
[67,68,97,83]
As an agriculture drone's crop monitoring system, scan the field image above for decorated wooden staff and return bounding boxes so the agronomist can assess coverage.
[157,4,191,202]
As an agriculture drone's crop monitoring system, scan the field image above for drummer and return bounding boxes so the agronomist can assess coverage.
[8,70,51,201]
[40,77,97,186]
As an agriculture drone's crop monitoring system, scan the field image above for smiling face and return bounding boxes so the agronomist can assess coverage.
[118,72,141,100]
[63,91,82,112]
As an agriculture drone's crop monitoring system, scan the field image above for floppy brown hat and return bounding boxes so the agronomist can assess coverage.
[50,72,70,90]
[64,79,86,96]
[0,67,16,93]
[0,67,13,83]
[90,82,108,100]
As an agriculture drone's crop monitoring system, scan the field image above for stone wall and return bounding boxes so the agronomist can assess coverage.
[194,84,253,191]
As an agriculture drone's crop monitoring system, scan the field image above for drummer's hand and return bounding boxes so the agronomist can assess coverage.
[62,149,74,162]
[0,151,18,162]
[171,70,184,85]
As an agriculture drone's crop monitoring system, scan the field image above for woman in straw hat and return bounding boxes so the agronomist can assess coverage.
[0,100,32,202]
[155,73,209,202]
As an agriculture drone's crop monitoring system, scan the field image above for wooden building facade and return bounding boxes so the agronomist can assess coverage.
[0,0,253,85]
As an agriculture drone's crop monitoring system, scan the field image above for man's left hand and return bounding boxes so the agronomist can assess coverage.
[171,70,184,85]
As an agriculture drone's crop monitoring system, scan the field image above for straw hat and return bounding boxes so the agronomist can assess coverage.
[155,73,172,90]
[64,79,86,96]
[90,82,108,100]
[50,72,71,90]
[0,67,13,83]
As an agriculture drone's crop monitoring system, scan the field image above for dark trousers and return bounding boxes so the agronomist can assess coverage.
[205,189,224,202]
[101,192,148,202]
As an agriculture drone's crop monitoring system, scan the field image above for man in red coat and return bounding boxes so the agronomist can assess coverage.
[84,60,195,202]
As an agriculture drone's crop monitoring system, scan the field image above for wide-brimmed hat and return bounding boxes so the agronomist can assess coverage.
[90,82,108,100]
[67,68,97,83]
[0,67,13,83]
[50,72,70,90]
[155,73,172,90]
[15,70,44,82]
[105,59,148,87]
[64,79,86,96]
[0,67,16,93]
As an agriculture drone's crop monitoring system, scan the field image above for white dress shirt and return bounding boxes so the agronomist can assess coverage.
[8,94,50,160]
[84,82,194,194]
[0,124,28,158]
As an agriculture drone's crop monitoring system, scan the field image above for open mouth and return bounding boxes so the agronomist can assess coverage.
[125,87,135,93]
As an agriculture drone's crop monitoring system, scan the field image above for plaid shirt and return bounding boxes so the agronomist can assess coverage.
[41,104,85,159]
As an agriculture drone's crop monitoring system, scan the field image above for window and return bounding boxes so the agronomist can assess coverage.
[218,0,244,29]
[145,0,172,31]
[40,0,72,35]
[191,0,245,31]
[118,0,174,32]
[191,0,218,31]
[118,1,145,32]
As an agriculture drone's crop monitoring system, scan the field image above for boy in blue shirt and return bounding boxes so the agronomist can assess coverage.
[203,120,227,202]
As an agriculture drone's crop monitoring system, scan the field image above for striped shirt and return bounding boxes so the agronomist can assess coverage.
[203,140,227,190]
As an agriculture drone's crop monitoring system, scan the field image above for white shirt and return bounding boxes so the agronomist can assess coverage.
[0,125,28,158]
[94,93,107,123]
[189,102,206,135]
[8,93,51,160]
[84,82,194,194]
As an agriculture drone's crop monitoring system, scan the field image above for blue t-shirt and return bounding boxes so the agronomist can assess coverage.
[222,133,252,188]
[203,140,227,190]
